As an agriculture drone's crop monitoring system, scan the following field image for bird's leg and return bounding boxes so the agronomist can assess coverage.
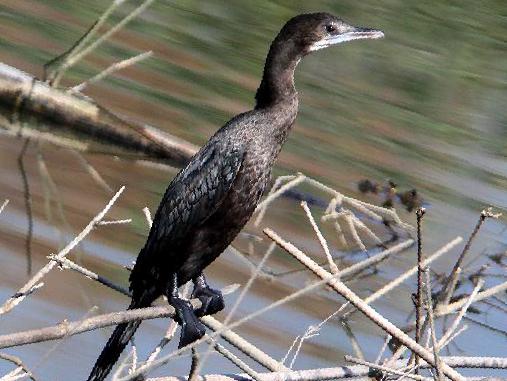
[166,273,206,348]
[191,273,225,317]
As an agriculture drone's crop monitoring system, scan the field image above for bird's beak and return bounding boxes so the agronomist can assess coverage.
[310,26,384,51]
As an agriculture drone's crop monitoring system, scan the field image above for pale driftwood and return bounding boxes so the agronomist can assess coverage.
[0,63,197,167]
[264,228,465,381]
[144,356,507,381]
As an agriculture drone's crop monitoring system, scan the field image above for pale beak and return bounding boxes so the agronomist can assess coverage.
[310,26,384,51]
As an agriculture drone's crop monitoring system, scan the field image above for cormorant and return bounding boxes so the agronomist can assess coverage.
[88,12,383,381]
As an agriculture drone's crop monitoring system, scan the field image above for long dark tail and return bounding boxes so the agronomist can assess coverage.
[87,292,155,381]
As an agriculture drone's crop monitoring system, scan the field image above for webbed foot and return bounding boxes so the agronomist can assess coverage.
[166,273,206,348]
[192,274,225,317]
[169,297,206,348]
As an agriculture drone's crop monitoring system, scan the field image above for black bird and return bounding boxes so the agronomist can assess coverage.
[88,12,383,381]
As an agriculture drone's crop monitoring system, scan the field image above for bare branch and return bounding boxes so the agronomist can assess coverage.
[301,201,339,273]
[0,186,125,315]
[0,352,37,381]
[264,228,465,381]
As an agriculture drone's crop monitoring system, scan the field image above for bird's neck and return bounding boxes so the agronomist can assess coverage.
[255,39,301,109]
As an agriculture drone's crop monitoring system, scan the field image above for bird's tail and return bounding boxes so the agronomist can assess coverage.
[87,292,155,381]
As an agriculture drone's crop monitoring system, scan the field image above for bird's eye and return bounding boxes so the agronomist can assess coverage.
[325,24,336,33]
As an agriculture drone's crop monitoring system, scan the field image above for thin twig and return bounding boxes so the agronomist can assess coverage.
[301,201,339,274]
[343,237,462,318]
[0,186,125,315]
[0,353,37,381]
[45,0,124,84]
[211,342,262,381]
[188,348,200,381]
[71,51,153,93]
[0,199,8,215]
[341,320,364,361]
[437,279,484,351]
[345,355,430,381]
[48,255,131,296]
[436,280,507,316]
[415,207,426,371]
[440,208,500,305]
[72,151,113,193]
[424,269,443,380]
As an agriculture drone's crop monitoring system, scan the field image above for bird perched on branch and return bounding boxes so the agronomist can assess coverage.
[88,12,383,381]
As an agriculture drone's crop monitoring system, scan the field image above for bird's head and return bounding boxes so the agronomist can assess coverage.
[275,12,384,56]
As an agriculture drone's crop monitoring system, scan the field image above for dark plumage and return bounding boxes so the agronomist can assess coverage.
[88,12,383,381]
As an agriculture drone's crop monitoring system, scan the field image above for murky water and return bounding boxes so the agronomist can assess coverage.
[0,1,506,379]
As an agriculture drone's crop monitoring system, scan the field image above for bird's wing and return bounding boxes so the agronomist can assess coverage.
[145,142,245,249]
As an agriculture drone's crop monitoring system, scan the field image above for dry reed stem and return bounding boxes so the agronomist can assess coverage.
[0,199,8,215]
[301,201,339,273]
[333,220,348,248]
[0,353,37,381]
[72,51,153,92]
[345,355,429,381]
[211,342,262,381]
[424,269,443,381]
[143,356,507,381]
[264,228,465,381]
[375,334,391,364]
[388,277,507,368]
[0,186,125,315]
[344,212,367,251]
[437,279,484,351]
[350,214,384,247]
[98,219,132,225]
